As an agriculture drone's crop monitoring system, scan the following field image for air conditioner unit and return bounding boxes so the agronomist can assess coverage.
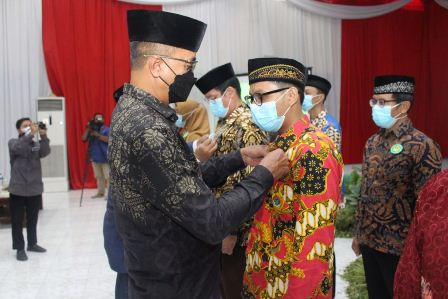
[37,97,69,192]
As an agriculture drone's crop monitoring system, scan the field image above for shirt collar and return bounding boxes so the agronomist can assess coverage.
[317,110,327,119]
[224,105,246,126]
[381,117,413,138]
[271,115,311,151]
[123,83,177,122]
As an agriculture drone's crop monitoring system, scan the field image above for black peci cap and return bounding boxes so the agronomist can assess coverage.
[127,10,207,52]
[248,57,307,90]
[374,75,415,95]
[195,63,235,94]
[306,74,332,96]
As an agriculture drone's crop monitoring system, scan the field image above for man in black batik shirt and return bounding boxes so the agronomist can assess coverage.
[108,10,289,299]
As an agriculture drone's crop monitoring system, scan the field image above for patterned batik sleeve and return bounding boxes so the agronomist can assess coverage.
[411,139,442,197]
[325,126,342,153]
[355,142,369,237]
[133,126,273,245]
[231,124,268,239]
[217,122,268,197]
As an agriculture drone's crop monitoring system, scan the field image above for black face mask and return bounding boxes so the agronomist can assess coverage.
[159,60,197,103]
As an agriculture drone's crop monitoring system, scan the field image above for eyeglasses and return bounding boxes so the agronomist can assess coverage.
[143,54,198,71]
[369,98,397,108]
[205,88,229,102]
[244,88,289,106]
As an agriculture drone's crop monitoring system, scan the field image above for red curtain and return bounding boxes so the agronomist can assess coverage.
[317,0,424,10]
[42,0,161,189]
[340,1,448,164]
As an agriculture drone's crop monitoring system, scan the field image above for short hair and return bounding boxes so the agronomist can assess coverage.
[313,87,327,102]
[93,112,103,118]
[16,117,31,130]
[393,93,413,103]
[273,81,304,104]
[130,41,175,70]
[393,93,414,109]
[216,77,241,98]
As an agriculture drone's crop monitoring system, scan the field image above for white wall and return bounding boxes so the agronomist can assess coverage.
[0,0,52,183]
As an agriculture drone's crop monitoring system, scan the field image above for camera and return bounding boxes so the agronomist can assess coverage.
[88,119,101,132]
[38,121,47,130]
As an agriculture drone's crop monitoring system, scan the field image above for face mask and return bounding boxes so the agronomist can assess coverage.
[159,60,197,104]
[175,115,186,128]
[210,97,229,118]
[249,89,291,133]
[372,103,403,129]
[209,89,232,118]
[302,94,319,113]
[174,107,198,128]
[21,126,31,136]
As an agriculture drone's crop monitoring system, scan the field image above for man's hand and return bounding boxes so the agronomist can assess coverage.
[195,136,217,162]
[241,145,269,167]
[221,235,238,255]
[352,238,361,256]
[30,123,39,136]
[90,130,100,137]
[259,149,289,180]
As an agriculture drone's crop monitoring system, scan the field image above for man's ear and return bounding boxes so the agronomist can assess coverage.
[147,56,162,78]
[398,101,411,115]
[287,87,299,106]
[226,86,237,97]
[315,93,325,103]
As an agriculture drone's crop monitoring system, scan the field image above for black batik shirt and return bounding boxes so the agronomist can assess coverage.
[108,84,274,299]
[355,118,442,256]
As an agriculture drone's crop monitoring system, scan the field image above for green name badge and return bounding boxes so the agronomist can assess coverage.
[390,143,403,155]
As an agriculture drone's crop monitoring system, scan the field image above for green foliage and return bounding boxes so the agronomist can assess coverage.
[342,258,368,299]
[335,167,361,237]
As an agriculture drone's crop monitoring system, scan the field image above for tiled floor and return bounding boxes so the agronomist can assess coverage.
[0,190,356,299]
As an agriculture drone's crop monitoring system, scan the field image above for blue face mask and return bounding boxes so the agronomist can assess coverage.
[302,94,317,113]
[175,114,186,128]
[249,89,291,133]
[209,97,228,118]
[372,104,402,129]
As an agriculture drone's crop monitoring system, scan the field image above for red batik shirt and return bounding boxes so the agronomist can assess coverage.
[394,169,448,299]
[243,116,343,299]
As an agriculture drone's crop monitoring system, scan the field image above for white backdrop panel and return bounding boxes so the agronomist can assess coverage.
[0,0,51,183]
[164,0,341,125]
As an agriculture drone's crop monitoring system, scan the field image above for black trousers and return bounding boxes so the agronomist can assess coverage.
[116,272,129,299]
[9,194,41,250]
[360,245,400,299]
[220,245,246,299]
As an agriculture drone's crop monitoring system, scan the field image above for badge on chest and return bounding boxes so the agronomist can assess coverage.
[390,143,403,155]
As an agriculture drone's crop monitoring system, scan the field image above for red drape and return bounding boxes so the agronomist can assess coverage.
[340,1,448,164]
[317,0,424,10]
[42,0,162,189]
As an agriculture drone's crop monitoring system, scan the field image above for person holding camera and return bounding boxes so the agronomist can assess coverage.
[81,113,110,198]
[8,117,50,261]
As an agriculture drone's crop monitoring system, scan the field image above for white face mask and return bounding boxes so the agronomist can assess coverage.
[22,126,31,136]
